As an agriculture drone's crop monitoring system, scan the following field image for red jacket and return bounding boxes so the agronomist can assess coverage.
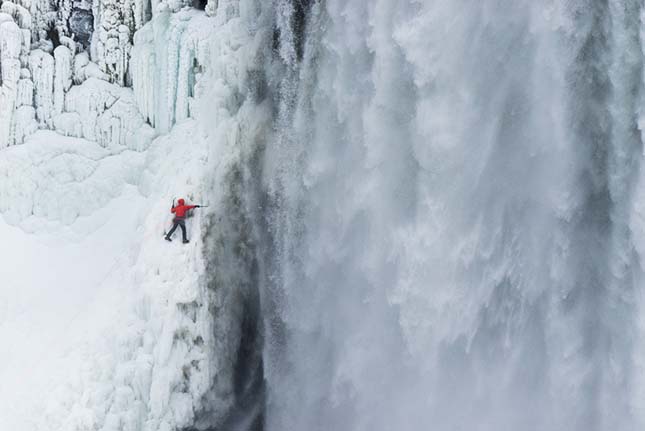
[171,199,197,219]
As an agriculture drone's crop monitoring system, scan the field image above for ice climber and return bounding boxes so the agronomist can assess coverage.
[165,198,201,243]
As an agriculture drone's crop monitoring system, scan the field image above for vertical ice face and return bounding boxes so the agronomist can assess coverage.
[0,0,231,149]
[130,9,211,132]
[0,18,22,147]
[0,0,269,428]
[0,0,170,148]
[92,0,134,85]
[53,45,72,115]
[0,1,37,148]
[30,49,54,126]
[0,0,57,145]
[0,0,224,148]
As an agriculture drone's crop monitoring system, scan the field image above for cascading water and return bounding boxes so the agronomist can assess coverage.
[239,1,645,430]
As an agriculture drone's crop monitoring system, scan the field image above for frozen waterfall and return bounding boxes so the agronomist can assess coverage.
[2,0,645,430]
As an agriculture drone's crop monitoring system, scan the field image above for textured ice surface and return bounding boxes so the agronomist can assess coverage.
[0,19,22,147]
[131,9,212,132]
[0,0,215,148]
[0,124,215,431]
[20,1,645,431]
[0,0,265,427]
[62,78,155,149]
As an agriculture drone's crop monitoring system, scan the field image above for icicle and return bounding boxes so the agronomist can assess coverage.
[131,23,156,126]
[16,74,33,106]
[19,28,30,63]
[130,11,211,131]
[175,27,196,123]
[10,105,37,143]
[53,45,72,115]
[29,49,55,127]
[0,20,22,147]
[0,1,31,30]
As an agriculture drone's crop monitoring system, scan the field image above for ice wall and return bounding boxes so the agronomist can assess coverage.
[0,0,273,429]
[39,1,271,427]
[0,0,222,148]
[130,9,212,133]
[0,6,36,147]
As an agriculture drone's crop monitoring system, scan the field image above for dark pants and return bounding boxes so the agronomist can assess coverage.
[166,218,187,241]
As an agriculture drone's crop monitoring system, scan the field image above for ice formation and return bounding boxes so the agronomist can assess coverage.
[130,9,212,132]
[6,0,645,431]
[0,0,214,148]
[0,0,260,429]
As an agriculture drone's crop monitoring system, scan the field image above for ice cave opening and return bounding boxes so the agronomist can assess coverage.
[193,0,206,12]
[46,26,62,49]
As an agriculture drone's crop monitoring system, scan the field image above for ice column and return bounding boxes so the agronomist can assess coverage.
[0,18,22,147]
[53,46,73,115]
[131,11,209,132]
[29,49,55,127]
